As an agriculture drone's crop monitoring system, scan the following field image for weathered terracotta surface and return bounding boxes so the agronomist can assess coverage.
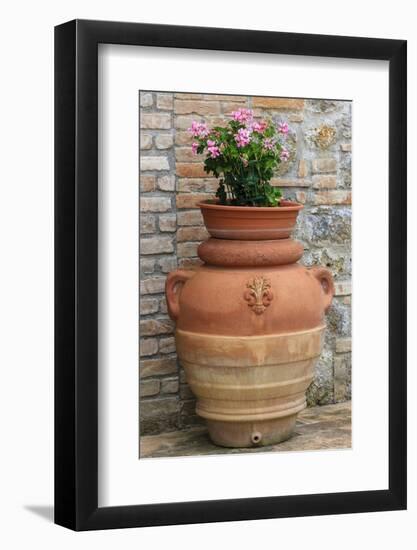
[166,203,334,448]
[198,237,304,267]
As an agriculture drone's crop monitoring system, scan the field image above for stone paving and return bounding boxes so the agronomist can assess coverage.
[140,401,351,458]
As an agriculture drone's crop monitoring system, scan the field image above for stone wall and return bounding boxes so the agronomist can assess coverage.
[139,91,352,436]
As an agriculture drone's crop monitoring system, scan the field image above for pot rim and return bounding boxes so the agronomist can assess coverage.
[197,199,304,213]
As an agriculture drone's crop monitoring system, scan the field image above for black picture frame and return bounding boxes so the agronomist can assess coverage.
[55,19,407,531]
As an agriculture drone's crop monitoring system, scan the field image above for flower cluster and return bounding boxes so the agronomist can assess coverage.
[235,128,251,148]
[263,137,274,150]
[232,108,253,123]
[207,139,220,158]
[251,120,268,133]
[188,120,209,138]
[277,121,289,134]
[187,108,292,207]
[280,148,290,161]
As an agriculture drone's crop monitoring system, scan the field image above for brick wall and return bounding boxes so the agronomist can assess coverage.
[139,91,352,436]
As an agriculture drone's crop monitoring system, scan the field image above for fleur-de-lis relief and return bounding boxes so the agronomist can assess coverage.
[244,276,274,315]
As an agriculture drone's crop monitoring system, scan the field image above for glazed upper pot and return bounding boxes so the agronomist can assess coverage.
[165,200,335,448]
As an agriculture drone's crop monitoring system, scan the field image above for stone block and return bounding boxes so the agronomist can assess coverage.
[312,175,337,189]
[174,99,221,115]
[221,101,249,113]
[176,162,207,178]
[175,131,193,145]
[140,276,166,295]
[140,156,170,171]
[140,298,159,315]
[140,215,156,234]
[140,197,171,212]
[177,210,203,226]
[158,257,178,273]
[140,93,153,107]
[156,93,174,110]
[139,338,158,357]
[140,357,178,377]
[140,175,156,192]
[177,242,200,258]
[140,112,171,129]
[155,134,174,149]
[176,192,213,209]
[140,133,153,150]
[159,297,168,313]
[298,159,309,178]
[157,175,175,192]
[289,113,304,122]
[140,318,174,336]
[140,236,174,255]
[140,258,155,275]
[158,214,177,232]
[311,158,337,174]
[174,115,196,130]
[161,377,180,394]
[313,190,351,205]
[159,337,176,354]
[177,226,209,242]
[140,379,160,397]
[175,147,204,162]
[252,97,304,110]
[178,178,218,193]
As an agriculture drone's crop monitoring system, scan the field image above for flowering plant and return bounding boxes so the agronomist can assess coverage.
[188,109,291,207]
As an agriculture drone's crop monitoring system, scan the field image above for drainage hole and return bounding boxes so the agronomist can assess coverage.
[251,432,262,445]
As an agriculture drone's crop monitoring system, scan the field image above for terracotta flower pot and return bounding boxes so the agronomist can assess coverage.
[199,199,303,240]
[165,202,334,448]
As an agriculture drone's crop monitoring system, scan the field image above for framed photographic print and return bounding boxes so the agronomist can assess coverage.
[55,20,406,530]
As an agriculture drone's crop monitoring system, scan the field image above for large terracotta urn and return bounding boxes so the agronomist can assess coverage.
[165,200,335,448]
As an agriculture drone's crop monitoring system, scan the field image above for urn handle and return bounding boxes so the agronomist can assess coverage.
[165,270,196,321]
[310,266,335,312]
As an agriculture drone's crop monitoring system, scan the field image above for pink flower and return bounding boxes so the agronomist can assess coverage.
[232,108,253,123]
[251,120,267,133]
[235,128,251,148]
[277,121,289,134]
[207,139,220,158]
[280,147,290,161]
[263,137,275,150]
[191,142,199,155]
[188,120,209,137]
